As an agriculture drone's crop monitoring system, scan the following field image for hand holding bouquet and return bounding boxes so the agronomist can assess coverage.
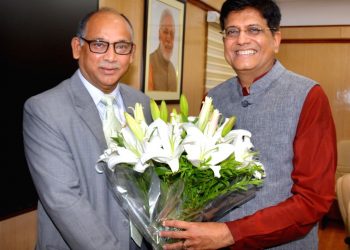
[97,95,265,249]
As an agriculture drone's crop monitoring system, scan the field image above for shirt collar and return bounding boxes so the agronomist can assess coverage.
[238,60,276,96]
[78,69,120,105]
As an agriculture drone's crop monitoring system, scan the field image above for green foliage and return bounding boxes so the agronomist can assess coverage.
[154,154,264,220]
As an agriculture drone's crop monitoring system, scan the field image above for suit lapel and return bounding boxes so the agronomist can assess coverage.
[69,71,107,149]
[119,83,136,116]
[119,83,152,124]
[68,77,150,150]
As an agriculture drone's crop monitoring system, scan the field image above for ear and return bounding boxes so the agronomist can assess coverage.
[71,37,82,59]
[273,31,282,54]
[129,44,136,64]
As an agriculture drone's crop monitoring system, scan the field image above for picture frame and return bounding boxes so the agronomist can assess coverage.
[143,0,186,102]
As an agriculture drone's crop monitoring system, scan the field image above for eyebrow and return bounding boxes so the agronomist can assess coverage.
[87,37,132,43]
[226,24,264,29]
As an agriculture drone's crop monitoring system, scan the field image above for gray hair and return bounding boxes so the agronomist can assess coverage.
[159,8,175,27]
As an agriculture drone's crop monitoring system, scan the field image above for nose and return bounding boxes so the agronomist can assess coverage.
[166,35,172,42]
[236,30,250,44]
[103,44,117,61]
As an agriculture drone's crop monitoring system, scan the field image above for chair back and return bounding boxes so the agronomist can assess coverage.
[336,140,350,180]
[336,174,350,234]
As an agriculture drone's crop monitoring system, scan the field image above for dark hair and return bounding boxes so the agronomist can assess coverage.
[219,0,281,32]
[76,7,134,40]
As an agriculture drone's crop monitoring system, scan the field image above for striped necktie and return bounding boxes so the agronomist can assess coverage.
[101,94,121,145]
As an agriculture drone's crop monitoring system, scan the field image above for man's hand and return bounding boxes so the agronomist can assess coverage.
[160,220,234,250]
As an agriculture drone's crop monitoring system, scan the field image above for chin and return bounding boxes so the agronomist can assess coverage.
[232,61,257,70]
[233,66,254,72]
[101,76,121,85]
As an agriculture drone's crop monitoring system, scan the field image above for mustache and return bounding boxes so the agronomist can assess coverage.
[99,62,121,69]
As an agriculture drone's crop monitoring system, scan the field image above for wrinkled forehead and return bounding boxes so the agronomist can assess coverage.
[86,12,133,39]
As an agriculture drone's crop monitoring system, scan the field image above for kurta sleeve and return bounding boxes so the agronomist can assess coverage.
[225,85,337,249]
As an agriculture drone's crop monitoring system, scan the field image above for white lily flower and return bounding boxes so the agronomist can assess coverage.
[170,109,182,124]
[201,112,235,146]
[98,103,186,174]
[108,127,149,172]
[98,99,264,183]
[107,146,145,170]
[229,129,254,163]
[96,147,118,173]
[210,165,221,178]
[141,119,184,172]
[251,161,265,180]
[182,123,235,178]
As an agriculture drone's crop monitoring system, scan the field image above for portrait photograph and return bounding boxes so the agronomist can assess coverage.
[143,0,185,101]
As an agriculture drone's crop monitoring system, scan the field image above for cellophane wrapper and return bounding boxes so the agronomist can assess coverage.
[101,162,258,249]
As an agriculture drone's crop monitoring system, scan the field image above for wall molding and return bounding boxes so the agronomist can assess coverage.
[281,25,350,40]
[187,0,218,11]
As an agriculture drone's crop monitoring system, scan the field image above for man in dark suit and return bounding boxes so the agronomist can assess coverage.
[23,8,152,249]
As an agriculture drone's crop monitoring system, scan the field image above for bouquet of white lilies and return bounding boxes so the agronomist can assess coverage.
[97,95,265,249]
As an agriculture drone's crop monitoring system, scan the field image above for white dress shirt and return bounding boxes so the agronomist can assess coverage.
[78,69,126,125]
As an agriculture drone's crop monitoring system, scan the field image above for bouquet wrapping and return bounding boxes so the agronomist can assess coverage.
[96,96,265,249]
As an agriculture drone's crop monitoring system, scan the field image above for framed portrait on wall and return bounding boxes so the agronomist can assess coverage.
[143,0,186,101]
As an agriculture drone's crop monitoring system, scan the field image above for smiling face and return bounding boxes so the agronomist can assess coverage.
[159,13,175,62]
[223,7,281,81]
[71,11,135,93]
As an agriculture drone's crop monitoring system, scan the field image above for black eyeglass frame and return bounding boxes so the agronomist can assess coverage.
[79,37,134,55]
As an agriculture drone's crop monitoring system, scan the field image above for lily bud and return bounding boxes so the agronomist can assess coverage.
[180,94,189,121]
[197,96,213,132]
[221,116,236,137]
[124,112,144,142]
[170,108,182,124]
[160,100,168,122]
[150,99,160,121]
[205,109,220,137]
[134,103,146,124]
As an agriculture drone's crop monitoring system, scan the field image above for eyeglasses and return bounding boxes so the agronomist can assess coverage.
[79,37,134,55]
[221,26,277,39]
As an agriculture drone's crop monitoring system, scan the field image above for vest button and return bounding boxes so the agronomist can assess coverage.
[241,100,250,107]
